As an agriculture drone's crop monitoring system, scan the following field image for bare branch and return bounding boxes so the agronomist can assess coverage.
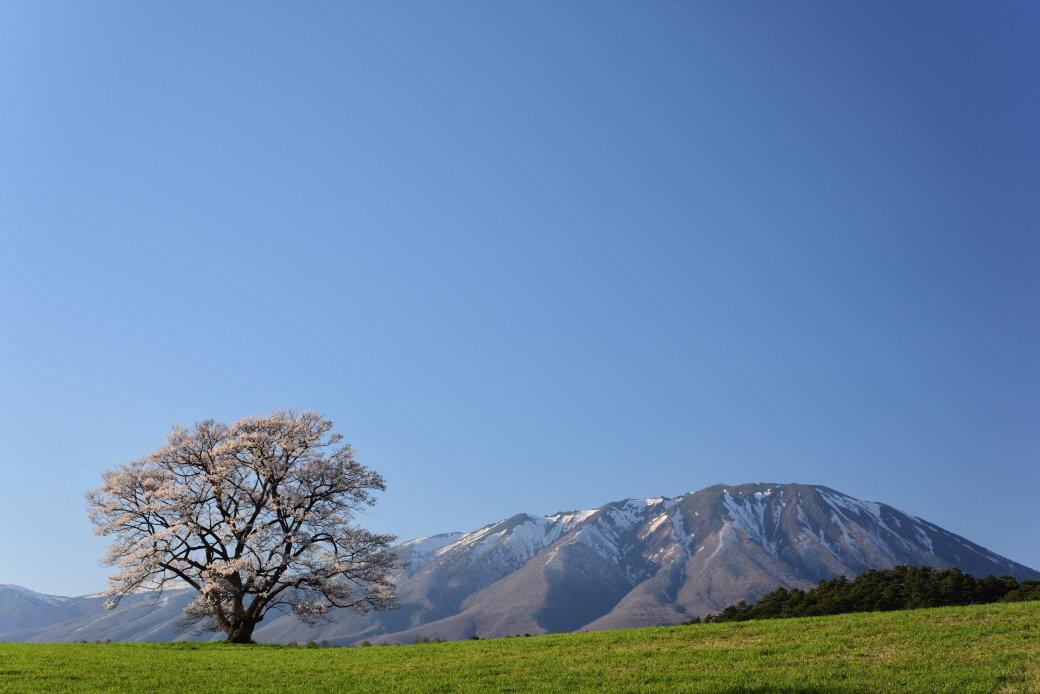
[85,410,398,643]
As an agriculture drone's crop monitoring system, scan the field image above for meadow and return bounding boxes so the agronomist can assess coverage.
[1,601,1037,693]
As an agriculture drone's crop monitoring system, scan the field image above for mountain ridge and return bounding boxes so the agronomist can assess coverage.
[3,482,1037,644]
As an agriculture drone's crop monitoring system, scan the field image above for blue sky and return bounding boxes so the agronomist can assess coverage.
[2,2,1037,596]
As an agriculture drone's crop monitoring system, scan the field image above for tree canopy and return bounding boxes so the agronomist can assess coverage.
[86,411,399,643]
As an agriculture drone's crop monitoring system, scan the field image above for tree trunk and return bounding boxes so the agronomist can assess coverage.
[224,619,256,644]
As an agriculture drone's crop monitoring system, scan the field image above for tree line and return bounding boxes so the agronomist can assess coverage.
[687,565,1040,624]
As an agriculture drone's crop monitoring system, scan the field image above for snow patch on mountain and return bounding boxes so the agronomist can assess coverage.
[561,499,663,570]
[721,491,779,557]
[608,499,657,530]
[831,512,865,560]
[706,523,733,561]
[818,489,892,537]
[470,530,507,560]
[572,524,620,564]
[642,512,670,536]
[824,490,915,558]
[670,509,693,554]
[545,509,596,527]
[0,585,72,606]
[398,533,465,565]
[498,517,563,562]
[772,493,785,525]
[426,509,617,570]
[912,523,934,552]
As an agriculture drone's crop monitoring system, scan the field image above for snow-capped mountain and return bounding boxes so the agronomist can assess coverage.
[3,483,1037,644]
[0,584,200,643]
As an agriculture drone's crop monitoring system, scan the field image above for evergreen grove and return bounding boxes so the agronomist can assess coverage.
[689,565,1040,624]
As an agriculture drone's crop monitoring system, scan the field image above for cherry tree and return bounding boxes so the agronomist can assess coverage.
[86,410,399,643]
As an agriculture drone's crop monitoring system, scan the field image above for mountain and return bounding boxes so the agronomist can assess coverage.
[0,585,92,641]
[0,585,202,643]
[3,483,1037,644]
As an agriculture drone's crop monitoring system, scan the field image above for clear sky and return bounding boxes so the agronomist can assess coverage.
[2,2,1037,597]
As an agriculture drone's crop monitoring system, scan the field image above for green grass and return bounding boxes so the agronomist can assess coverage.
[1,602,1038,693]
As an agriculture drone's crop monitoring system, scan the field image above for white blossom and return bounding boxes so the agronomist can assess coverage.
[86,410,400,643]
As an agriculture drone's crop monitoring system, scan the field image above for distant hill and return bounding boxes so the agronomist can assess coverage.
[3,482,1037,644]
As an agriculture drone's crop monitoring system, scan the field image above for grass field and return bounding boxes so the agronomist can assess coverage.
[1,601,1037,693]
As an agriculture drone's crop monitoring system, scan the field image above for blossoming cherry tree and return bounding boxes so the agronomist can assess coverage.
[86,411,399,643]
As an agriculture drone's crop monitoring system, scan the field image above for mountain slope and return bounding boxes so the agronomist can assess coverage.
[253,482,1037,644]
[4,483,1037,644]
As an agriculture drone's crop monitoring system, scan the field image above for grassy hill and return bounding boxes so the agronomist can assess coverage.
[1,601,1037,693]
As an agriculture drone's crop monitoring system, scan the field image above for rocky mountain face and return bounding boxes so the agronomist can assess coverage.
[4,483,1038,644]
